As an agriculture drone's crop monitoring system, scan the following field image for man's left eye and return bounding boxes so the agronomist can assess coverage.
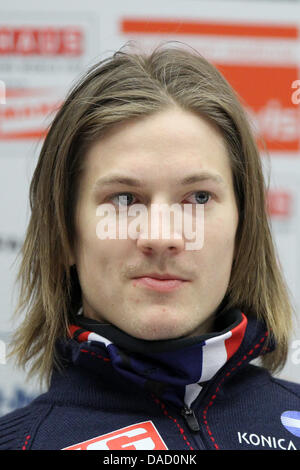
[187,191,211,205]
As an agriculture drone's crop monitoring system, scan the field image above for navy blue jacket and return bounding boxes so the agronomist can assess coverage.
[0,308,300,451]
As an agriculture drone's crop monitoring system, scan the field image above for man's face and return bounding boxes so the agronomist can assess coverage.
[72,107,239,340]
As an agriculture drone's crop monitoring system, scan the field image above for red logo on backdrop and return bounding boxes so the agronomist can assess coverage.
[62,421,168,450]
[267,190,292,218]
[0,88,61,140]
[218,65,300,153]
[121,19,300,154]
[0,27,83,55]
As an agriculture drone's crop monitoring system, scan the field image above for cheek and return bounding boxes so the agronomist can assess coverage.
[203,212,238,260]
[194,216,237,291]
[77,228,134,278]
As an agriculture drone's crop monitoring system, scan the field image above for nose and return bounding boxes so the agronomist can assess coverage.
[137,234,185,255]
[136,204,185,255]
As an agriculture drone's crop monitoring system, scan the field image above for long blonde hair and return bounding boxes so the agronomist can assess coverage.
[10,42,294,386]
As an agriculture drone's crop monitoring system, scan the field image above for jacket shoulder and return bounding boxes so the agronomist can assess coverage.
[270,375,300,399]
[223,364,300,403]
[0,400,53,450]
[0,405,31,450]
[248,365,300,400]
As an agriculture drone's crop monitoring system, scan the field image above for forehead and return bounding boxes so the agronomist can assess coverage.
[80,108,233,188]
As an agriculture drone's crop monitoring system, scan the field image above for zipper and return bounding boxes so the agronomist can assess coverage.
[181,406,200,432]
[181,405,207,450]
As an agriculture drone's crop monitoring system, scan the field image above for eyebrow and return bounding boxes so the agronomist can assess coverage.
[93,172,225,191]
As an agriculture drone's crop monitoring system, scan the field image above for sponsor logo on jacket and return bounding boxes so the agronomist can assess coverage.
[62,421,168,450]
[237,432,297,450]
[281,411,300,438]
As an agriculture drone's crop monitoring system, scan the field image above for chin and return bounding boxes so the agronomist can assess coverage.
[126,319,190,342]
[122,305,203,341]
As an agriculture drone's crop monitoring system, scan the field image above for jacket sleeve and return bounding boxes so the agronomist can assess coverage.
[0,402,53,450]
[0,406,31,450]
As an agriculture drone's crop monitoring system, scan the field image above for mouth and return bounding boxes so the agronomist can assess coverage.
[132,274,189,292]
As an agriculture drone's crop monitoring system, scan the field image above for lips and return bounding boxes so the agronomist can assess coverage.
[132,273,189,292]
[135,272,187,281]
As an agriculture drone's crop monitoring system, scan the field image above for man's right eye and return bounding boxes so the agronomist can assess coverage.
[110,192,137,207]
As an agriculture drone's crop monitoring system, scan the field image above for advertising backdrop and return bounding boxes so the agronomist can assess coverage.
[0,0,300,416]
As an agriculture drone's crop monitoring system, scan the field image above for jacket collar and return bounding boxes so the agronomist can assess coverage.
[59,307,272,411]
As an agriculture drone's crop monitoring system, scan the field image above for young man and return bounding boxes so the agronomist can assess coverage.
[0,44,299,451]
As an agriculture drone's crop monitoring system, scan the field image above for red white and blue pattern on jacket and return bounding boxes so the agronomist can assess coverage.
[68,310,248,410]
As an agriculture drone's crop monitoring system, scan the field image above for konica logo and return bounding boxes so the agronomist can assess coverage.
[237,432,297,450]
